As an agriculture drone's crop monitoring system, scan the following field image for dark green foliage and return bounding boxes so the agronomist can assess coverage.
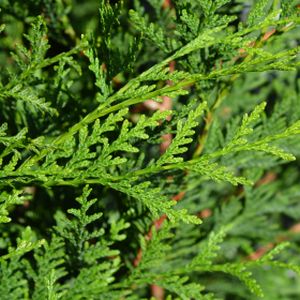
[0,0,300,299]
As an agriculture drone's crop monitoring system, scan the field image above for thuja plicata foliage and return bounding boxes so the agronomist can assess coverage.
[0,0,300,299]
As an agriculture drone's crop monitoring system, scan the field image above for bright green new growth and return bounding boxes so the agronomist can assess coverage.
[0,0,300,299]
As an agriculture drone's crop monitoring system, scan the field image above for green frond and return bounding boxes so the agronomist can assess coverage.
[0,257,29,300]
[0,190,28,223]
[157,102,207,165]
[31,236,66,300]
[247,0,271,26]
[1,1,300,299]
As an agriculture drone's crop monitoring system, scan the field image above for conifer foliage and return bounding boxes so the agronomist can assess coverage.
[0,0,300,299]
